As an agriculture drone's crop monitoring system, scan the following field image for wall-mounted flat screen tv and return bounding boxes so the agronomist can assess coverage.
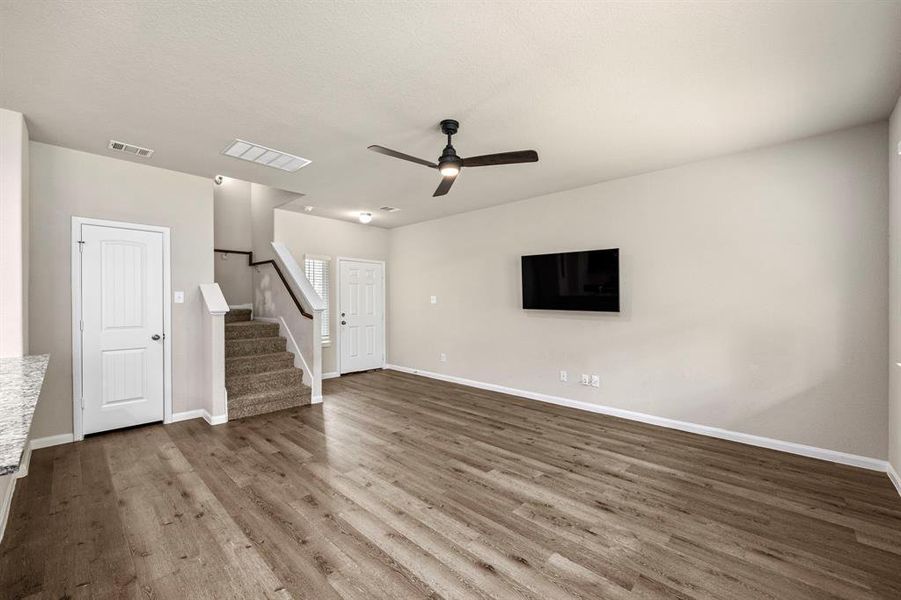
[521,248,620,312]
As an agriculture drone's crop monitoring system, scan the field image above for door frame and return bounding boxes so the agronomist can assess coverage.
[71,216,173,441]
[335,257,386,375]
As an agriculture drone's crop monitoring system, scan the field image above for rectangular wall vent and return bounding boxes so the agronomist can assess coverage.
[379,206,401,212]
[222,139,311,172]
[108,140,154,158]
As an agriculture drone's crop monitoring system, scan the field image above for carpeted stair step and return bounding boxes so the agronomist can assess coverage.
[225,336,286,358]
[225,351,295,377]
[225,320,280,340]
[228,385,311,420]
[225,308,252,324]
[226,367,302,396]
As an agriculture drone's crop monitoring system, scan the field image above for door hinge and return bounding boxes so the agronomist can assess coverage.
[79,319,84,331]
[77,240,85,253]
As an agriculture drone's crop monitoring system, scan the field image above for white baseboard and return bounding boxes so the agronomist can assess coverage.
[0,431,75,543]
[889,463,901,498]
[0,474,16,545]
[171,409,227,426]
[385,364,889,473]
[322,371,340,380]
[229,303,253,310]
[204,410,228,426]
[29,433,75,450]
[15,443,31,478]
[170,409,206,423]
[311,395,323,404]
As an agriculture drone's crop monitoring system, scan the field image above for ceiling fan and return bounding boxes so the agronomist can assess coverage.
[368,119,539,197]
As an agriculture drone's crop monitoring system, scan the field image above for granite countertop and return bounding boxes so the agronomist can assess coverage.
[0,354,49,476]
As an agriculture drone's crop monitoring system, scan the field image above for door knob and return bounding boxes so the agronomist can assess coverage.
[341,320,346,325]
[151,334,161,341]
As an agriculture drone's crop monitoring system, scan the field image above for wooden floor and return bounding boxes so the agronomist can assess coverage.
[2,370,900,599]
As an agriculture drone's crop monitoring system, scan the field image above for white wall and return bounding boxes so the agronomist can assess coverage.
[388,122,889,460]
[0,108,29,357]
[213,178,252,250]
[889,97,901,476]
[28,142,214,438]
[213,178,253,305]
[251,184,302,261]
[274,210,389,374]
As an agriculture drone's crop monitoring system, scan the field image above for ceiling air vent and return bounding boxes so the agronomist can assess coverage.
[379,206,401,212]
[108,139,154,158]
[222,139,311,172]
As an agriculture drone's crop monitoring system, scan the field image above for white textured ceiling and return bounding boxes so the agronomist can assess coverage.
[3,1,901,227]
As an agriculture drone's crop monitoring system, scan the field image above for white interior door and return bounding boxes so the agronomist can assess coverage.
[80,224,165,434]
[339,259,384,374]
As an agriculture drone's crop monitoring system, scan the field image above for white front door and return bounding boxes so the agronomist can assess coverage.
[339,259,384,374]
[80,223,165,434]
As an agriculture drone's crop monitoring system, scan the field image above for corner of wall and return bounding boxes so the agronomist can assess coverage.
[889,93,901,482]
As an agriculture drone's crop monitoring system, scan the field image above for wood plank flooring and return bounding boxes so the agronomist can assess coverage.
[2,369,900,599]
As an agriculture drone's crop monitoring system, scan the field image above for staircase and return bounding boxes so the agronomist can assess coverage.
[225,309,311,419]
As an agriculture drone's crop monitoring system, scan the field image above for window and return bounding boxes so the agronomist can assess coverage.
[304,255,330,345]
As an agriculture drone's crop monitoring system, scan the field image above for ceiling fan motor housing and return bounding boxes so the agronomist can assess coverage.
[439,144,461,169]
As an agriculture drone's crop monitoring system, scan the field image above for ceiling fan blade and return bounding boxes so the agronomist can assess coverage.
[433,174,457,197]
[367,145,437,169]
[462,150,538,168]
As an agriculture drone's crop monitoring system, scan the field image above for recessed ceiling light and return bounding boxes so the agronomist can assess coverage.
[303,205,314,213]
[379,206,401,213]
[221,139,311,172]
[108,139,154,158]
[358,212,373,224]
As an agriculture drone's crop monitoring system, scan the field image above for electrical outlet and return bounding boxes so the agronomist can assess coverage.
[580,374,591,386]
[174,291,184,304]
[591,375,600,388]
[440,353,447,362]
[559,370,568,382]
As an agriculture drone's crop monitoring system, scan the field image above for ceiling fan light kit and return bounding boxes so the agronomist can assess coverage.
[368,118,538,197]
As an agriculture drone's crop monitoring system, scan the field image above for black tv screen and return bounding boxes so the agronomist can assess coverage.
[521,248,620,312]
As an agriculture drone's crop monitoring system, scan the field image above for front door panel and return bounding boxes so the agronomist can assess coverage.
[339,260,384,374]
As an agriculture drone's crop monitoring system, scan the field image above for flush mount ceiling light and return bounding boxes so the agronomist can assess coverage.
[358,212,373,224]
[379,205,401,213]
[221,139,311,172]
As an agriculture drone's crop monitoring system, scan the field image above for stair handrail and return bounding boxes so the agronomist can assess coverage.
[213,247,317,319]
[270,242,326,315]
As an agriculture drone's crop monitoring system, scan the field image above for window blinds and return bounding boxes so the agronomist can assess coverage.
[304,256,330,343]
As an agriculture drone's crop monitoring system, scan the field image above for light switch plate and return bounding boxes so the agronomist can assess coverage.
[174,291,184,304]
[580,374,591,386]
[591,375,600,388]
[430,295,437,304]
[559,370,568,382]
